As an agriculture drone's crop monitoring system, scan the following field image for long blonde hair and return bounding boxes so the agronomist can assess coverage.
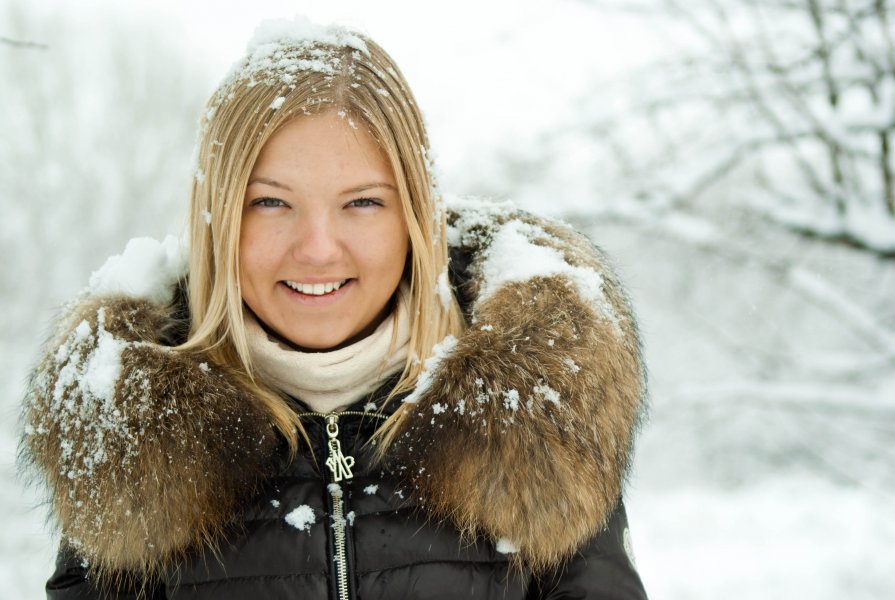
[179,24,465,454]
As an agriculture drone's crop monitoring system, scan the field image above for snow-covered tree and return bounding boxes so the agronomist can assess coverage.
[463,1,894,256]
[0,3,208,344]
[578,0,895,255]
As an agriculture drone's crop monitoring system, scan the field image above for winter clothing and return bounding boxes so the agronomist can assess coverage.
[21,200,648,599]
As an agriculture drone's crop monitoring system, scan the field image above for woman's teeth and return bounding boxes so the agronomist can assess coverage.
[284,279,348,296]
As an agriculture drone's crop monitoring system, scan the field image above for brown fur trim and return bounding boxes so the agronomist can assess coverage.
[20,296,279,577]
[387,204,646,572]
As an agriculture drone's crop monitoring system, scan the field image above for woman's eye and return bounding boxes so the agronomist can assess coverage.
[348,198,381,208]
[251,197,286,208]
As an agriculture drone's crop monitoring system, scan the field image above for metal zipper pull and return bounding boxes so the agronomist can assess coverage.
[324,414,355,482]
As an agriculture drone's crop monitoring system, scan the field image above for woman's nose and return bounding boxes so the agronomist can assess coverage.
[292,215,342,265]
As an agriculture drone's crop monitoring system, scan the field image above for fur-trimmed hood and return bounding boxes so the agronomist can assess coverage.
[20,198,646,577]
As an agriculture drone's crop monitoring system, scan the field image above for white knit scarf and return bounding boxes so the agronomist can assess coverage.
[243,284,411,413]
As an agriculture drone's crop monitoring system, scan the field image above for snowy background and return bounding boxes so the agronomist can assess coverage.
[2,0,894,597]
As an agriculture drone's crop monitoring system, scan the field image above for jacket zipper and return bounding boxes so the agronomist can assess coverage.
[300,410,387,600]
[326,414,353,600]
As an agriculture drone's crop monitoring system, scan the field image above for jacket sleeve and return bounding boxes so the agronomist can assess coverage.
[46,545,166,600]
[528,501,648,600]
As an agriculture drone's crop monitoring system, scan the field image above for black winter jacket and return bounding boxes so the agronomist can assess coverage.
[25,201,648,599]
[47,386,646,599]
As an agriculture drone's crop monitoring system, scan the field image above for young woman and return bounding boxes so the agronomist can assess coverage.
[21,19,648,599]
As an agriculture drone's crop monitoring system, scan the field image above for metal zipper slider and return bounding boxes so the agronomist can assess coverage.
[325,414,355,482]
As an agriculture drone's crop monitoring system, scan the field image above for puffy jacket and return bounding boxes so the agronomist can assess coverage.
[24,200,648,599]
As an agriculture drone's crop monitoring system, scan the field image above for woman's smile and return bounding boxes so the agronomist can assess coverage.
[278,278,354,305]
[281,278,350,296]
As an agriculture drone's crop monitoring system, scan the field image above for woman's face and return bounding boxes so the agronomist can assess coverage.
[239,111,409,351]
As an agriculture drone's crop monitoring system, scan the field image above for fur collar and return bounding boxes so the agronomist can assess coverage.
[20,198,646,576]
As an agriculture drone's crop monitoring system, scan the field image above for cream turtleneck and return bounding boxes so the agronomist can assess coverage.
[243,284,411,414]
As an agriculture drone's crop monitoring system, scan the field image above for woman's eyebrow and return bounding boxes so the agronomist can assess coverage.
[341,182,397,194]
[247,177,293,191]
[247,179,395,194]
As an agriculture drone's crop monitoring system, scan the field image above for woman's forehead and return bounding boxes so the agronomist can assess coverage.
[248,112,395,191]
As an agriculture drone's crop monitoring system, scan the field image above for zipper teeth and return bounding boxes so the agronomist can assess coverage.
[330,484,350,600]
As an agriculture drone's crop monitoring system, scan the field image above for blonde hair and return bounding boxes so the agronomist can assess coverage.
[179,25,465,455]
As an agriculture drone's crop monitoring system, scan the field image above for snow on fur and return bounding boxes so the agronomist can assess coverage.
[444,195,516,248]
[480,220,615,320]
[445,195,622,334]
[39,308,135,480]
[87,235,187,306]
[402,335,458,404]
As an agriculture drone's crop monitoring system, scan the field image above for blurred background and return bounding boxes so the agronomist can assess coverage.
[2,0,893,597]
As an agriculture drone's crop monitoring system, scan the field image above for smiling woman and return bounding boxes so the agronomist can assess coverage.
[20,16,648,600]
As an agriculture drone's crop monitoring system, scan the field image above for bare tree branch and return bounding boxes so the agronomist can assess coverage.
[668,382,895,416]
[573,207,895,347]
[572,0,895,254]
[0,35,47,50]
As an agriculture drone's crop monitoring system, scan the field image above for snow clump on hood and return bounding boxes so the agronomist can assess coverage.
[87,235,188,306]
